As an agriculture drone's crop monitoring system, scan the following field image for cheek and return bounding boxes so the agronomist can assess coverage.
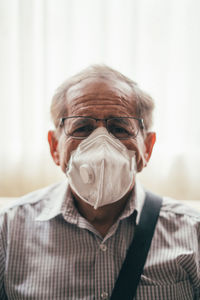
[122,138,143,153]
[122,137,145,169]
[58,138,81,172]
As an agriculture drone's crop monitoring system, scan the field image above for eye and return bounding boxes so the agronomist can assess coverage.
[72,125,94,137]
[112,127,128,133]
[109,126,130,138]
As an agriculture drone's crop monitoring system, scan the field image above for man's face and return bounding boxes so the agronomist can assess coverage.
[48,77,155,174]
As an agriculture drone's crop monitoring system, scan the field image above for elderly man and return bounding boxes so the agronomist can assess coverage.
[0,65,199,299]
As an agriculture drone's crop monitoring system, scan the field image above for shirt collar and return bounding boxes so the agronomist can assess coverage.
[117,179,145,224]
[35,180,69,221]
[35,178,146,224]
[133,179,146,224]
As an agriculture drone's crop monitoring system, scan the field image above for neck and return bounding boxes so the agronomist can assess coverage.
[72,189,133,237]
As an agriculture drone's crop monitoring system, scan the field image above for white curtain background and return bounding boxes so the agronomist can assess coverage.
[0,0,200,199]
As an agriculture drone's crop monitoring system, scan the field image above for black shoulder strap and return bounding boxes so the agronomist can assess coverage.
[110,191,163,300]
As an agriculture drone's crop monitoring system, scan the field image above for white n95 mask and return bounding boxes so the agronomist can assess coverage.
[66,127,136,209]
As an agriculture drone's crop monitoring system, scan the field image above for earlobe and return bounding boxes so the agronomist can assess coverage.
[48,130,60,166]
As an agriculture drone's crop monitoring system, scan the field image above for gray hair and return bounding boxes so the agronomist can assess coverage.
[50,64,155,133]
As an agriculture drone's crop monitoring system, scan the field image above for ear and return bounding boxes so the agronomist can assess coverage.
[48,130,60,165]
[143,132,156,166]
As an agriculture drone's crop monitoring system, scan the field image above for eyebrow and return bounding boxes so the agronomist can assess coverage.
[111,118,130,125]
[70,118,93,127]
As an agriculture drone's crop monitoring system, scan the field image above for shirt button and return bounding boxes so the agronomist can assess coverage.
[100,244,107,251]
[101,291,109,299]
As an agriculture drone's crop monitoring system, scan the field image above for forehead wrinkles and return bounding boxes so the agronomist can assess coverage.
[67,93,135,115]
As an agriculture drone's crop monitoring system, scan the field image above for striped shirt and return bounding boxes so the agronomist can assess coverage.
[0,180,200,299]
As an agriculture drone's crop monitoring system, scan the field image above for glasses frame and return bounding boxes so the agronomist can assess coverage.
[59,116,145,140]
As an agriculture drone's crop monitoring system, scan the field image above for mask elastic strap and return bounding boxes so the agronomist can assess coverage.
[94,159,105,209]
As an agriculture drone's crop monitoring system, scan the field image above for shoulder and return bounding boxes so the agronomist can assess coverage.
[145,190,200,225]
[161,196,200,221]
[0,182,65,221]
[155,196,200,245]
[145,192,200,247]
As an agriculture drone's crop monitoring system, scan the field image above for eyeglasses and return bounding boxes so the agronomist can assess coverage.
[59,116,145,140]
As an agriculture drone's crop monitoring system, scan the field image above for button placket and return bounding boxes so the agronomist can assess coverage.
[94,238,111,299]
[100,243,107,251]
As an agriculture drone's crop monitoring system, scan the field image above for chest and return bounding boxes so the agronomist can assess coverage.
[4,218,197,299]
[4,220,133,299]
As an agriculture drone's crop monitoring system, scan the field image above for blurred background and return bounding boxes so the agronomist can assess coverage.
[0,0,200,200]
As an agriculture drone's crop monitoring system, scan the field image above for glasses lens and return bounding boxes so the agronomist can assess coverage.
[64,117,96,138]
[107,118,139,139]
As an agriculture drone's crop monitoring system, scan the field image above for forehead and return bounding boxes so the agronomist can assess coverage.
[65,77,137,117]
